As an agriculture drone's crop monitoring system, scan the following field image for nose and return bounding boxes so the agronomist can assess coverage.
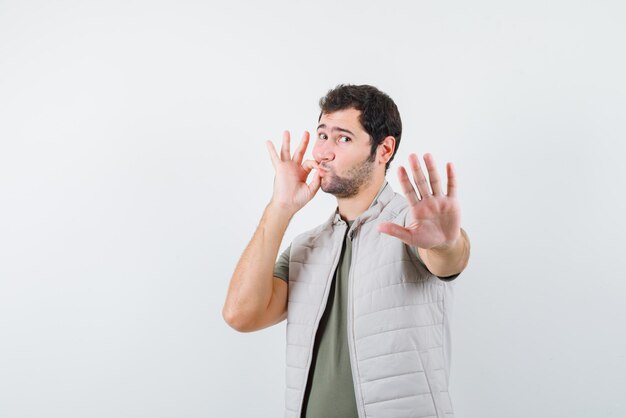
[313,138,335,163]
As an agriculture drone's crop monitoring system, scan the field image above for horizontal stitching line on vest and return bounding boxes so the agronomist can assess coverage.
[354,280,441,303]
[355,300,443,319]
[286,364,307,369]
[356,322,443,341]
[359,349,416,362]
[361,369,423,385]
[286,342,309,347]
[363,391,435,406]
[354,257,414,273]
[357,276,435,300]
[286,320,315,326]
[359,343,443,360]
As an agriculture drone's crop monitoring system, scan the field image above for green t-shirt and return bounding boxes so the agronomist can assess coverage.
[274,224,458,418]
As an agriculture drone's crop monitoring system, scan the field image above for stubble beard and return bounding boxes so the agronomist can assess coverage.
[321,152,376,198]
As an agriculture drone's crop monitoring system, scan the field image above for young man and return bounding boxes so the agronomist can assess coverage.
[223,84,470,418]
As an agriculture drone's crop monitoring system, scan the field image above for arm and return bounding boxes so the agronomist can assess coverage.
[379,153,470,278]
[222,131,321,332]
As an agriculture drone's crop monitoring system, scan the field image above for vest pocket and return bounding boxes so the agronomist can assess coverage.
[417,350,445,418]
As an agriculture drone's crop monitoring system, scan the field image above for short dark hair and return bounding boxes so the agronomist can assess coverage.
[318,84,402,172]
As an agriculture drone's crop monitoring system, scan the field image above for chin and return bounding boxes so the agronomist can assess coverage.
[320,181,333,195]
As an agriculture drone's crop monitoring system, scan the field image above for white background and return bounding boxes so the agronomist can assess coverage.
[1,1,625,417]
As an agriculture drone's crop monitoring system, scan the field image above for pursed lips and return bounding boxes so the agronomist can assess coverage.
[317,164,331,176]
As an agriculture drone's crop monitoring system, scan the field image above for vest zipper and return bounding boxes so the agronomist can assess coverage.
[346,224,366,418]
[296,223,347,416]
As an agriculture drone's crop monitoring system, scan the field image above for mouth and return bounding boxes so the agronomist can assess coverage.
[317,165,330,176]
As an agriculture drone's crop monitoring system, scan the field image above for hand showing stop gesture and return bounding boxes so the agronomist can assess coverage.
[378,153,462,251]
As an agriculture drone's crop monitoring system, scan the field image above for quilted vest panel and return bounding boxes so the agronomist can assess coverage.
[285,184,455,418]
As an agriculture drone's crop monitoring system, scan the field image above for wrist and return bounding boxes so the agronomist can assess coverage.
[423,228,470,276]
[267,200,297,220]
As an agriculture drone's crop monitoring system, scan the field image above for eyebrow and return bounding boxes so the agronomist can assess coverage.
[316,124,355,136]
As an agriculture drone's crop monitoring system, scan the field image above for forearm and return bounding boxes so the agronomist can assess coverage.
[419,228,470,277]
[223,202,292,325]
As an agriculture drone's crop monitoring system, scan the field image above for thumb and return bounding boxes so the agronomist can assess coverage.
[378,222,412,245]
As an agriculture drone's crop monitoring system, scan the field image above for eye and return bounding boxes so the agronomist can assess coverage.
[338,135,352,143]
[318,132,328,140]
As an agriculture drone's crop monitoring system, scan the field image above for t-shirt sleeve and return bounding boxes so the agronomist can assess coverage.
[410,245,460,281]
[273,244,291,282]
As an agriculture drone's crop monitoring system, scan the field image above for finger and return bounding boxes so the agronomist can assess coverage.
[408,153,432,199]
[423,153,442,196]
[280,130,291,161]
[292,131,310,165]
[397,166,420,205]
[266,141,279,168]
[307,169,321,195]
[446,162,457,198]
[302,159,319,173]
[377,222,413,245]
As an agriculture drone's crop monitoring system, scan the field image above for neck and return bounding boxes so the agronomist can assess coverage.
[336,175,385,221]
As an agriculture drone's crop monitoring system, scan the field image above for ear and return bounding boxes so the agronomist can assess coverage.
[377,136,396,165]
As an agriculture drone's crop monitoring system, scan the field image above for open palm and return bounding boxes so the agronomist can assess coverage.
[378,153,461,250]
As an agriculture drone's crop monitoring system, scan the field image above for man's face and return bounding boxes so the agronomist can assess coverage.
[313,108,376,198]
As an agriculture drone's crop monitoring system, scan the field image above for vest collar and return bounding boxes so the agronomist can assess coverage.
[328,180,395,228]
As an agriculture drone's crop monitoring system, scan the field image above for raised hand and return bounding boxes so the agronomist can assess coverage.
[378,153,461,250]
[266,130,321,216]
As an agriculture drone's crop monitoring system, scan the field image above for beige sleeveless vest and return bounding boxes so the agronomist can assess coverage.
[285,182,455,418]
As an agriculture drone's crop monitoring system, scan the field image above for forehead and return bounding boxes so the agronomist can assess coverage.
[318,108,366,133]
